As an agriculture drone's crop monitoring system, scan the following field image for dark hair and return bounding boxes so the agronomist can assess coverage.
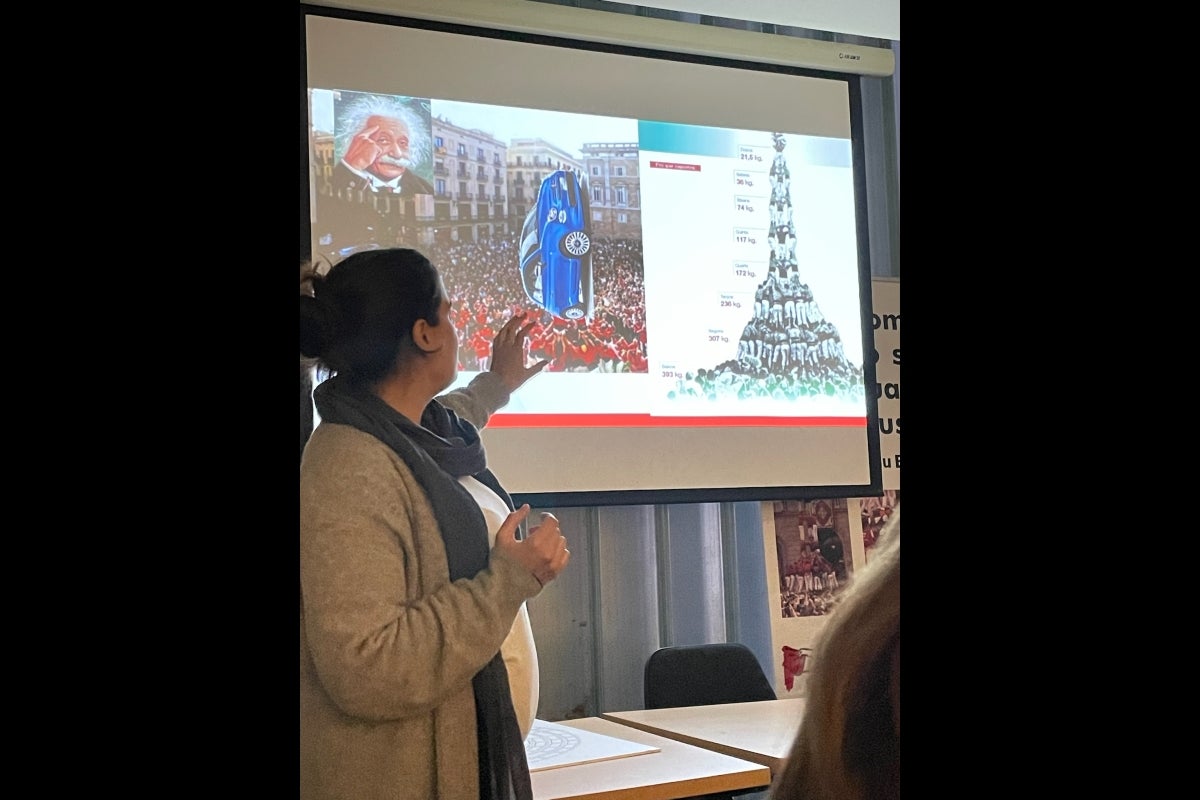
[299,248,442,383]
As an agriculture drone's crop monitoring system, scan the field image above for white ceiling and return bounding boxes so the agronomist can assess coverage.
[614,1,898,41]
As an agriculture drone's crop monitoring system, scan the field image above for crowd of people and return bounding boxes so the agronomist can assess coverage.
[781,542,840,618]
[429,234,649,374]
[779,525,848,619]
[860,490,900,556]
[669,357,865,405]
[669,264,866,405]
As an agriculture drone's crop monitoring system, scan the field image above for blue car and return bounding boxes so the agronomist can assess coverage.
[519,169,593,320]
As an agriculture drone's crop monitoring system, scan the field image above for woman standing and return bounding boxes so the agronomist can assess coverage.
[299,247,570,799]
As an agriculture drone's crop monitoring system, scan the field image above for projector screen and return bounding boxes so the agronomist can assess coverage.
[301,4,882,506]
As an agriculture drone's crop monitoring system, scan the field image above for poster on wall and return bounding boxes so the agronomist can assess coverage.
[760,497,865,696]
[872,277,899,490]
[760,278,899,694]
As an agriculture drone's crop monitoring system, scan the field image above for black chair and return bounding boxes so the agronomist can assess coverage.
[644,642,777,710]
[642,643,777,800]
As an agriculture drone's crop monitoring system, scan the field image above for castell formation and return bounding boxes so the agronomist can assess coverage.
[671,133,865,404]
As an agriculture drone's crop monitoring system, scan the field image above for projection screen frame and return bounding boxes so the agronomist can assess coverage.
[300,2,885,507]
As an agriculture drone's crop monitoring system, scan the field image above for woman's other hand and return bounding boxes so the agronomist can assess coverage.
[494,504,570,587]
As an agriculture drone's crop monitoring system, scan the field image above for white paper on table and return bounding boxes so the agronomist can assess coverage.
[524,719,660,772]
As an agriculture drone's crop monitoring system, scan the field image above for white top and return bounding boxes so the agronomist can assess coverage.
[458,476,540,740]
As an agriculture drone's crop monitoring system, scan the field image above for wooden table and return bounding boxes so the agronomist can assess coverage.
[530,716,771,800]
[600,698,805,774]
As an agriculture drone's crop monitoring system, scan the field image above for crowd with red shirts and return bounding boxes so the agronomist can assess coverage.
[430,234,649,374]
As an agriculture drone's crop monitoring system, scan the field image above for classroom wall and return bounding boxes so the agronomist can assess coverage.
[526,500,772,719]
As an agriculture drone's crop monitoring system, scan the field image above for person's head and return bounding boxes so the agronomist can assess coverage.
[299,248,458,390]
[336,94,432,182]
[771,506,900,800]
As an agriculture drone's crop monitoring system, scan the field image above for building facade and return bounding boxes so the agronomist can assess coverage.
[506,138,584,226]
[432,117,510,246]
[580,142,641,239]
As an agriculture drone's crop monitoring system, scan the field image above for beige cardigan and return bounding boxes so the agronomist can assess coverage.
[300,373,543,800]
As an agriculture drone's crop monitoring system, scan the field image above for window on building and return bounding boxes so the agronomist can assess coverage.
[435,136,444,149]
[592,186,602,203]
[618,213,627,223]
[616,166,625,176]
[477,147,485,160]
[457,143,467,156]
[436,179,446,195]
[458,181,467,195]
[616,186,627,205]
[592,166,600,176]
[592,210,602,222]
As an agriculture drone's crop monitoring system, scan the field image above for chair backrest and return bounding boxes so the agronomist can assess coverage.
[643,642,777,710]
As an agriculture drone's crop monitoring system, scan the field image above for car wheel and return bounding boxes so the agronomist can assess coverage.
[560,230,590,257]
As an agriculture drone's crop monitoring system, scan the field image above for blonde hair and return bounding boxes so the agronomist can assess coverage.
[771,505,900,800]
